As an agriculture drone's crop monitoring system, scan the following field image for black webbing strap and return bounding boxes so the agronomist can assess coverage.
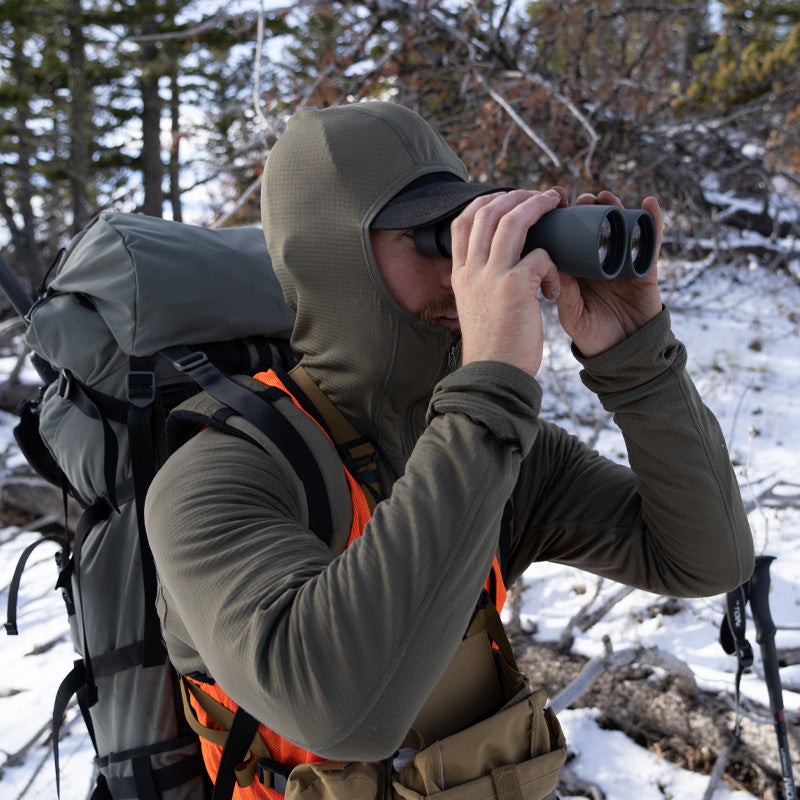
[498,500,513,577]
[212,708,261,800]
[720,583,754,736]
[89,733,204,800]
[88,774,113,800]
[101,750,205,800]
[90,640,145,678]
[5,535,69,635]
[131,756,159,800]
[57,369,124,511]
[13,389,65,488]
[255,757,291,794]
[72,498,117,707]
[126,356,167,668]
[53,660,97,799]
[160,345,334,546]
[275,368,330,437]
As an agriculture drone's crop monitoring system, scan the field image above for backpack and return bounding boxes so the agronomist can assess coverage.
[4,211,310,800]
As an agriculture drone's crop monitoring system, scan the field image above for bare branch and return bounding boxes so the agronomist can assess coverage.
[474,73,562,168]
[502,70,601,174]
[210,175,262,229]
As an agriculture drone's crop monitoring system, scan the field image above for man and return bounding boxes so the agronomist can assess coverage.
[145,101,753,797]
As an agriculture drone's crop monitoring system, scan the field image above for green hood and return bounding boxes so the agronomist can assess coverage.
[261,102,468,479]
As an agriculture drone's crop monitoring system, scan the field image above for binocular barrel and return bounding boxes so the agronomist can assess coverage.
[413,205,657,280]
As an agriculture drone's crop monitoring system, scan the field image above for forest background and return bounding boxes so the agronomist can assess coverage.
[2,0,799,287]
[2,1,800,799]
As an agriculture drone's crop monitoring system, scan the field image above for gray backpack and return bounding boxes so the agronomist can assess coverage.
[6,211,299,800]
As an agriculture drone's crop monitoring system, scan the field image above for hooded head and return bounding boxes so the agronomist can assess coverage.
[261,102,498,476]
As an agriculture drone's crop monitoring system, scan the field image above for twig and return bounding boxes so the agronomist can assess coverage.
[502,69,600,174]
[252,0,271,131]
[0,719,52,771]
[210,175,263,229]
[718,690,800,725]
[559,584,635,650]
[0,317,26,337]
[0,513,64,548]
[742,481,800,514]
[559,576,604,650]
[475,74,561,168]
[584,410,614,451]
[11,703,84,800]
[741,425,770,550]
[702,730,737,800]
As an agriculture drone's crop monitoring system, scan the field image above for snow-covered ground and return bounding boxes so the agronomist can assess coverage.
[1,246,798,799]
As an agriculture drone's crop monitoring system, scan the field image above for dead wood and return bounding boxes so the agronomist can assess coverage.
[1,475,81,532]
[514,635,799,799]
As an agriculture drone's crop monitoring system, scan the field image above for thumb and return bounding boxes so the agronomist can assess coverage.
[554,272,584,335]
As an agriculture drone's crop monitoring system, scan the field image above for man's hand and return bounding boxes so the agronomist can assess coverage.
[450,189,564,379]
[555,191,664,357]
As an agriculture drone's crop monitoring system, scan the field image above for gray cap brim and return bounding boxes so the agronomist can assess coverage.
[370,172,509,229]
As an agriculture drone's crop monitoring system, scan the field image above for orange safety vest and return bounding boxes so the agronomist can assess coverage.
[186,369,507,799]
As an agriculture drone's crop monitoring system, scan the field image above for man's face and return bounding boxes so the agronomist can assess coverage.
[370,229,459,332]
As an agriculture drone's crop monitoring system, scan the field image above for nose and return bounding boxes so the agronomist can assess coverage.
[436,257,453,290]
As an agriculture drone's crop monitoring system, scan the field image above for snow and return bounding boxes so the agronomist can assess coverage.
[1,245,799,798]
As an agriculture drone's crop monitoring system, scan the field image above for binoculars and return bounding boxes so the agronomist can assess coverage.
[413,205,657,280]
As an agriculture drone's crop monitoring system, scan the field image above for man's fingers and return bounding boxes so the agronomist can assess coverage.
[577,190,623,209]
[449,191,509,267]
[641,195,663,262]
[538,259,561,301]
[452,189,562,274]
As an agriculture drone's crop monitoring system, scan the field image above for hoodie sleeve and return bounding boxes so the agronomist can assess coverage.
[506,307,754,597]
[145,360,543,763]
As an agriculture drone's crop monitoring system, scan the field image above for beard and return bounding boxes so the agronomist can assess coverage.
[417,293,458,327]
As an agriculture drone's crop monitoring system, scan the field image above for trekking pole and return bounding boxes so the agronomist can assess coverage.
[0,252,34,318]
[707,583,754,800]
[749,555,797,800]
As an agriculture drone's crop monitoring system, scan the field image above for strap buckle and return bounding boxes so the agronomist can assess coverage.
[255,758,291,793]
[126,371,156,408]
[172,350,209,372]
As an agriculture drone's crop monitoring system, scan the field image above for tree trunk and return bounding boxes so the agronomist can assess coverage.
[139,27,163,218]
[9,36,42,291]
[67,0,91,234]
[169,70,182,222]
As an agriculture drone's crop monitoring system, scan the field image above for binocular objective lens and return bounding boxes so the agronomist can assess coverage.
[598,216,611,270]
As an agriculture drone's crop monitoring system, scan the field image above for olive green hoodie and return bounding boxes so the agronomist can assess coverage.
[262,102,466,479]
[145,101,754,763]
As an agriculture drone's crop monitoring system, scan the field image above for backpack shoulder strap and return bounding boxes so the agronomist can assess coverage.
[164,361,353,555]
[284,365,382,510]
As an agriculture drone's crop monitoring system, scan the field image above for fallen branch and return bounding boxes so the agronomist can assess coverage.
[549,636,698,714]
[702,730,738,800]
[0,719,52,773]
[559,583,635,651]
[742,481,800,514]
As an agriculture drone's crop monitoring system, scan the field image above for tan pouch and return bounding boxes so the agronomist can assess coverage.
[284,760,387,800]
[393,689,566,800]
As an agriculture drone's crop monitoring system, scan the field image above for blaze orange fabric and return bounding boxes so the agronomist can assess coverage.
[186,675,323,800]
[187,369,507,798]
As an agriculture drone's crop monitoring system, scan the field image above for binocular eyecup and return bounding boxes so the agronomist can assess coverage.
[413,205,657,280]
